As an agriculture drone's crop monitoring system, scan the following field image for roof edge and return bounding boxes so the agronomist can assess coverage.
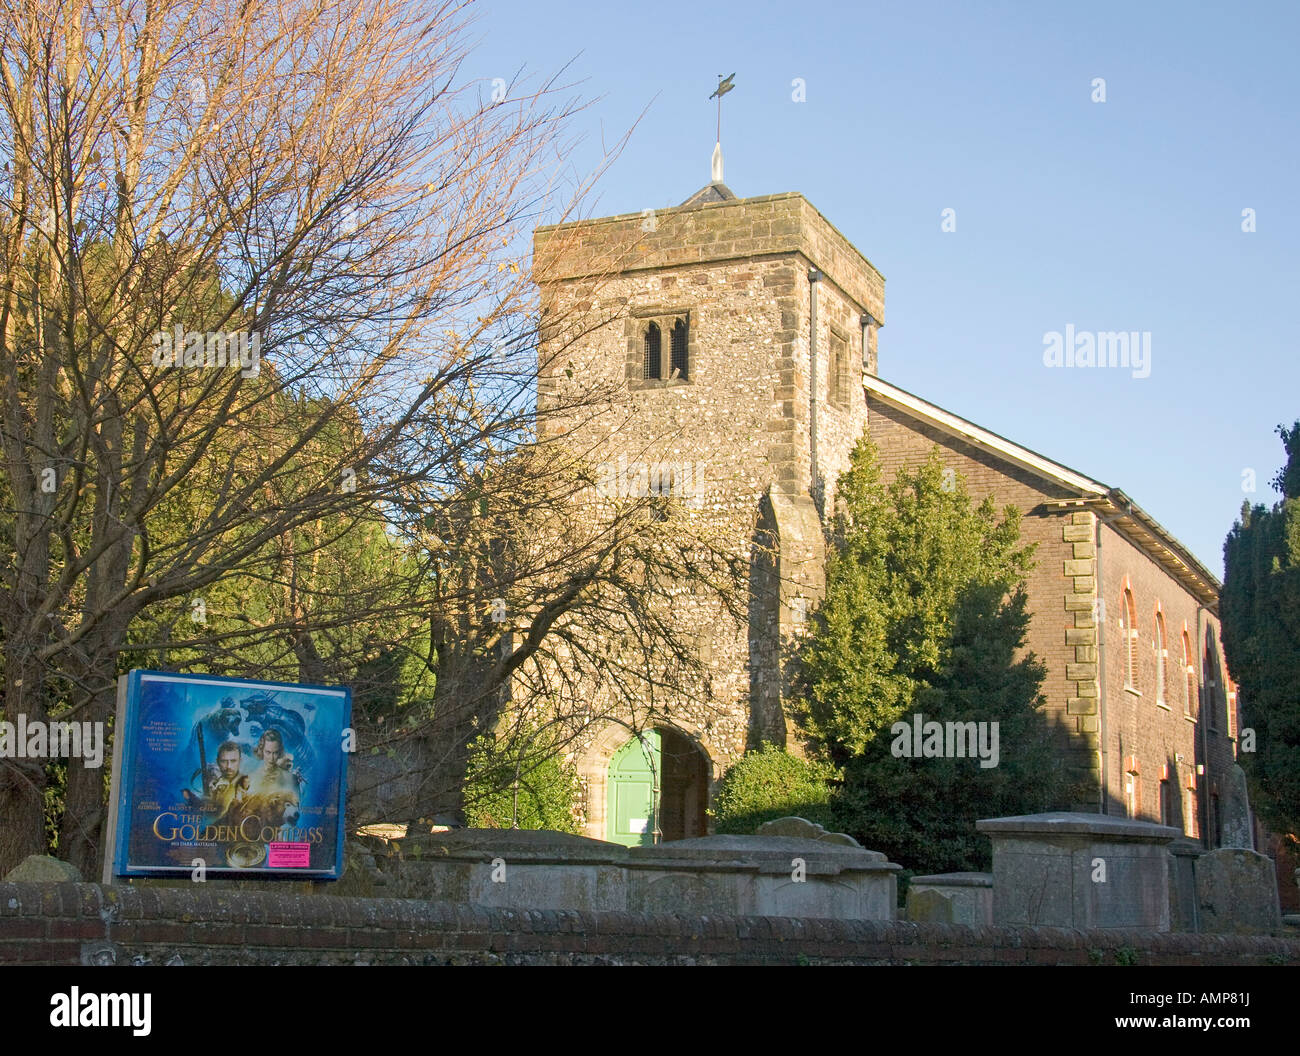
[865,374,1221,605]
[865,374,1107,495]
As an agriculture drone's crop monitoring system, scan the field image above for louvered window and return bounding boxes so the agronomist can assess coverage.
[670,317,688,379]
[643,322,661,380]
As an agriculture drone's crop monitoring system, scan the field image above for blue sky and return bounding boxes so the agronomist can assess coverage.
[470,0,1299,577]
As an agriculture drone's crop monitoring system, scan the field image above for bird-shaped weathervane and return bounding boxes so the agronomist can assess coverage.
[709,73,735,183]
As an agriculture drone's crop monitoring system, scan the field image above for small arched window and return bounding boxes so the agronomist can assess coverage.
[1182,630,1197,718]
[1121,589,1138,689]
[643,322,662,380]
[1154,610,1168,705]
[670,317,688,379]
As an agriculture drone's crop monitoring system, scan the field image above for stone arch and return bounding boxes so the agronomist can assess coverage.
[577,720,715,844]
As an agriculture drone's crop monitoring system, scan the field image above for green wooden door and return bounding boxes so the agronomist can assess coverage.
[606,731,660,846]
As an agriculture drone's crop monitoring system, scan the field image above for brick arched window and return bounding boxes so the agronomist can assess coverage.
[669,317,688,379]
[1204,641,1219,732]
[1182,630,1196,718]
[643,322,662,380]
[1121,588,1138,689]
[1154,610,1169,705]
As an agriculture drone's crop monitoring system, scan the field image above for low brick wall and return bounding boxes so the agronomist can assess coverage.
[1,883,1296,966]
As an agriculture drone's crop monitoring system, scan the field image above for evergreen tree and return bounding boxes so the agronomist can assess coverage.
[1222,422,1300,837]
[797,435,1065,872]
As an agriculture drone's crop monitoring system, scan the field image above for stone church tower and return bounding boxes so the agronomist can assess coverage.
[533,179,885,843]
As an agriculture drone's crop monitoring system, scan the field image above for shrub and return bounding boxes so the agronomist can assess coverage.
[709,744,838,834]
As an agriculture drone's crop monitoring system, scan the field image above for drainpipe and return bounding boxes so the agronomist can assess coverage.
[808,268,823,509]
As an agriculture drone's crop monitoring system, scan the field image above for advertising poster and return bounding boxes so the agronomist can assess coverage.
[106,670,350,880]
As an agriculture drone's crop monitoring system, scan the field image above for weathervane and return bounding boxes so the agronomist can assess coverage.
[708,72,735,184]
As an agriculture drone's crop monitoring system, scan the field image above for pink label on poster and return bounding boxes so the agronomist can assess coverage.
[267,842,311,868]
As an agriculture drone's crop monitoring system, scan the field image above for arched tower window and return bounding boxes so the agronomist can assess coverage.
[643,322,662,380]
[1121,588,1138,689]
[670,317,688,380]
[629,309,691,389]
[1182,630,1197,718]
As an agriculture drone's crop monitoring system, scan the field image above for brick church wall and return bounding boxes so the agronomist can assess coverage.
[868,395,1233,822]
[1096,524,1233,835]
[867,396,1096,801]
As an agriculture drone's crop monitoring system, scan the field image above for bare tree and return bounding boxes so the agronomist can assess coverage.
[362,427,748,832]
[0,0,593,874]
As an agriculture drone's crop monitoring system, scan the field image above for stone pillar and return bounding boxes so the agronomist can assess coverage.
[1062,512,1101,809]
[1220,764,1254,849]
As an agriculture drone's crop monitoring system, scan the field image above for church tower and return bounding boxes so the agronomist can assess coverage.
[533,179,886,842]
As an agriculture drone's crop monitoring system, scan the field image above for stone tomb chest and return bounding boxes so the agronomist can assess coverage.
[977,811,1178,930]
[378,828,901,920]
[628,835,899,919]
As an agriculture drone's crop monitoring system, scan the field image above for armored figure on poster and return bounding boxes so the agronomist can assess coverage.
[182,733,250,819]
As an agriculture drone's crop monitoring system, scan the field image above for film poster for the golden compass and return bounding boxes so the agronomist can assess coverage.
[106,670,350,879]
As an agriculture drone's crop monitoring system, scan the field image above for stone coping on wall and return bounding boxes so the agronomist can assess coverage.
[977,812,1181,841]
[1,883,1297,966]
[392,830,899,876]
[628,835,898,875]
[910,872,993,888]
[395,828,630,864]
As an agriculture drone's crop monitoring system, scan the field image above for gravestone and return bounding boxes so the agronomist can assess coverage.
[907,872,993,925]
[755,816,861,847]
[1220,765,1254,849]
[907,888,954,923]
[1166,838,1204,932]
[1195,848,1282,934]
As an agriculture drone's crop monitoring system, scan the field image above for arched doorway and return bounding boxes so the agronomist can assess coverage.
[604,727,709,846]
